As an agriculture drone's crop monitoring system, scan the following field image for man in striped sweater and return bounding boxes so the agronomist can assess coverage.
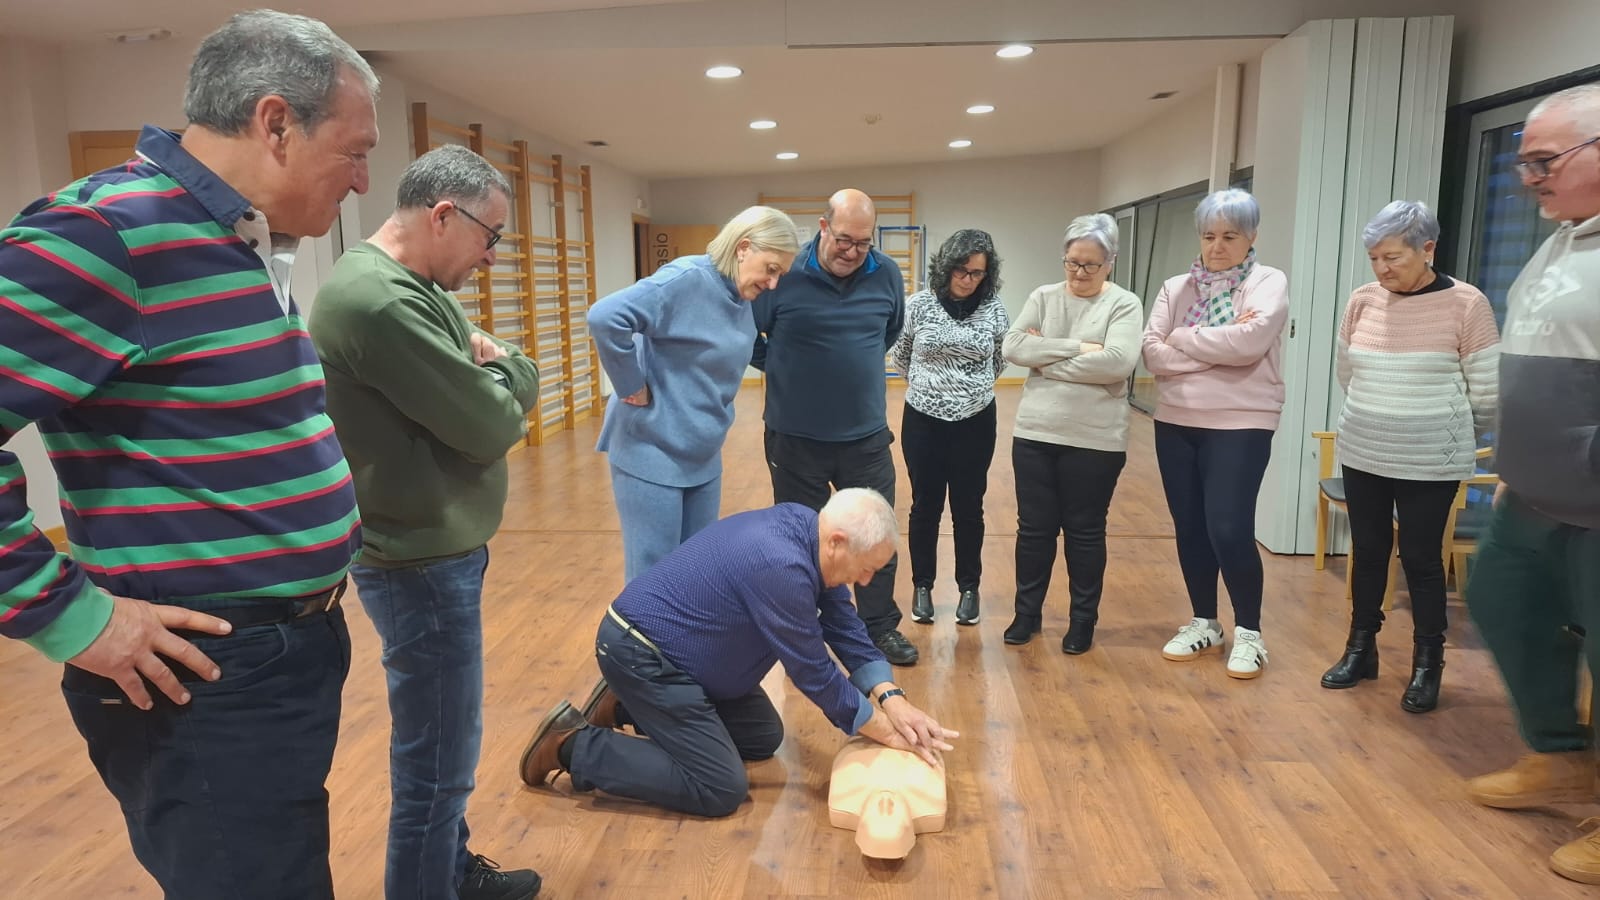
[0,12,375,898]
[1462,84,1600,885]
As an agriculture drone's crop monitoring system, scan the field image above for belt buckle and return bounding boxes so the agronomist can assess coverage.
[296,579,348,618]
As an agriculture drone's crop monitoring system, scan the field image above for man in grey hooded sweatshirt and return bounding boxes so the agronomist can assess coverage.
[1461,83,1600,886]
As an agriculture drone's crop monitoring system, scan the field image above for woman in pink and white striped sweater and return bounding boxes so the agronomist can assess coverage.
[1320,200,1499,714]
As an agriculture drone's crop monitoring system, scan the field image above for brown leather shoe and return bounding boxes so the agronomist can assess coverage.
[519,700,588,787]
[1467,751,1598,808]
[580,678,620,729]
[1552,818,1600,884]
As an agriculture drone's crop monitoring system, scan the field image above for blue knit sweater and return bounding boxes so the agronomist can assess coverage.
[751,237,904,441]
[589,255,754,487]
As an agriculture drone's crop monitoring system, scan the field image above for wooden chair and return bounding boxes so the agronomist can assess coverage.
[1381,448,1497,609]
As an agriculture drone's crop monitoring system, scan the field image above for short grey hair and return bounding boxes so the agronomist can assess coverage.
[820,487,897,554]
[1063,213,1118,260]
[185,10,379,136]
[1362,200,1441,251]
[707,206,801,281]
[1529,83,1600,137]
[1195,189,1261,237]
[396,145,511,211]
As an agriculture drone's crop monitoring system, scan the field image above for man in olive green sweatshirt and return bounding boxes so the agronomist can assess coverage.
[311,145,541,900]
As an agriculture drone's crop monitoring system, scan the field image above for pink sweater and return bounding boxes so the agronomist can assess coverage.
[1140,265,1291,431]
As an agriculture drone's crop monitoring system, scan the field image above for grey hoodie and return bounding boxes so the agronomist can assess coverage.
[1497,212,1600,528]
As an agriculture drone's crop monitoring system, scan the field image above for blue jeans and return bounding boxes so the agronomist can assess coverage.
[351,546,489,899]
[609,465,722,581]
[62,608,351,900]
[568,616,784,817]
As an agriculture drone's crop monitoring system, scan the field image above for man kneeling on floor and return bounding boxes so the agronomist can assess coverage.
[520,488,957,817]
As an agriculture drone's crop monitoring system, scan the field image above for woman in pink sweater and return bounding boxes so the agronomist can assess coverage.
[1319,201,1498,713]
[1141,189,1290,679]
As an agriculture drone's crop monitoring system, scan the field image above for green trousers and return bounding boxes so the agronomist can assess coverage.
[1465,492,1600,752]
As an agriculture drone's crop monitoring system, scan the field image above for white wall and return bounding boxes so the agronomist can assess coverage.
[650,150,1101,378]
[1096,89,1216,211]
[1453,0,1599,102]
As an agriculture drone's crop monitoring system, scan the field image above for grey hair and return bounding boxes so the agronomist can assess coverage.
[820,487,897,554]
[1195,188,1261,237]
[184,10,379,136]
[396,145,511,210]
[1063,213,1118,259]
[1529,83,1600,136]
[1361,200,1441,251]
[707,206,801,280]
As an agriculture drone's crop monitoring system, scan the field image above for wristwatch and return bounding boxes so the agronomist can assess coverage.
[876,687,905,707]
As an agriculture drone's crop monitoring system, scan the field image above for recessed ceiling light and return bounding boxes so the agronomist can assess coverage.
[995,44,1034,59]
[749,120,778,130]
[966,104,995,115]
[705,65,743,79]
[776,152,799,160]
[949,139,973,149]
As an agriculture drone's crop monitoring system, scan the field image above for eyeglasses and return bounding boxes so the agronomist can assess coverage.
[951,265,988,282]
[1514,136,1600,179]
[830,232,874,253]
[1063,259,1104,275]
[436,200,502,250]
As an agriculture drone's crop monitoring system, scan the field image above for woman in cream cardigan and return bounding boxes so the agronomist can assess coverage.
[1142,189,1289,680]
[1001,213,1143,654]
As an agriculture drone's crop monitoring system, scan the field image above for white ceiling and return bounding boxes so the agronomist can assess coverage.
[3,0,1293,179]
[377,39,1273,178]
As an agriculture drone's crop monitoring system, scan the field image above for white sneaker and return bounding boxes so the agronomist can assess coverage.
[1227,628,1268,679]
[1161,618,1225,661]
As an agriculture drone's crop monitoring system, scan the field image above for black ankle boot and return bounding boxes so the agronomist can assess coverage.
[1402,642,1444,713]
[1061,618,1094,655]
[1320,627,1379,689]
[1004,613,1041,645]
[911,585,934,624]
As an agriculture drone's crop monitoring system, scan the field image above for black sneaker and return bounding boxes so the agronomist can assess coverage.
[873,629,919,666]
[911,585,934,624]
[955,589,980,626]
[459,854,541,900]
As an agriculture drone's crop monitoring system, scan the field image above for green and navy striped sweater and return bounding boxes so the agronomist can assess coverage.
[0,127,361,662]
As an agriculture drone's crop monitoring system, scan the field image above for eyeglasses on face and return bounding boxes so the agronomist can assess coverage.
[1063,259,1103,275]
[951,265,988,281]
[1514,136,1600,179]
[829,231,874,253]
[434,200,503,250]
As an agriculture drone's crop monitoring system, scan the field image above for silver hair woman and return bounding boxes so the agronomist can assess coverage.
[1000,213,1144,653]
[1319,199,1499,712]
[1141,188,1289,680]
[588,206,799,581]
[890,229,1010,627]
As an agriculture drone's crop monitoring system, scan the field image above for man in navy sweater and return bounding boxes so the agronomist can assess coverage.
[750,189,917,665]
[518,489,955,818]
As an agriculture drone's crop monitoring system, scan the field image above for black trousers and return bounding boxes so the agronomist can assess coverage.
[901,401,997,591]
[1012,437,1127,624]
[764,426,902,636]
[1153,422,1273,631]
[1342,465,1460,643]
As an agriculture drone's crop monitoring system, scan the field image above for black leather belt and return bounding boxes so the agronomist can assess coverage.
[181,579,347,633]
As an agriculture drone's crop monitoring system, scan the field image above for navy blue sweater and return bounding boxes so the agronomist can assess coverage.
[611,504,892,733]
[751,237,904,441]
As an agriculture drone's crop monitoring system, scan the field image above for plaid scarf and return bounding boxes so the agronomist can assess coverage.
[1183,248,1256,327]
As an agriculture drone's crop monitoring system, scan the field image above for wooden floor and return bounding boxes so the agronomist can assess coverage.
[3,384,1596,898]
